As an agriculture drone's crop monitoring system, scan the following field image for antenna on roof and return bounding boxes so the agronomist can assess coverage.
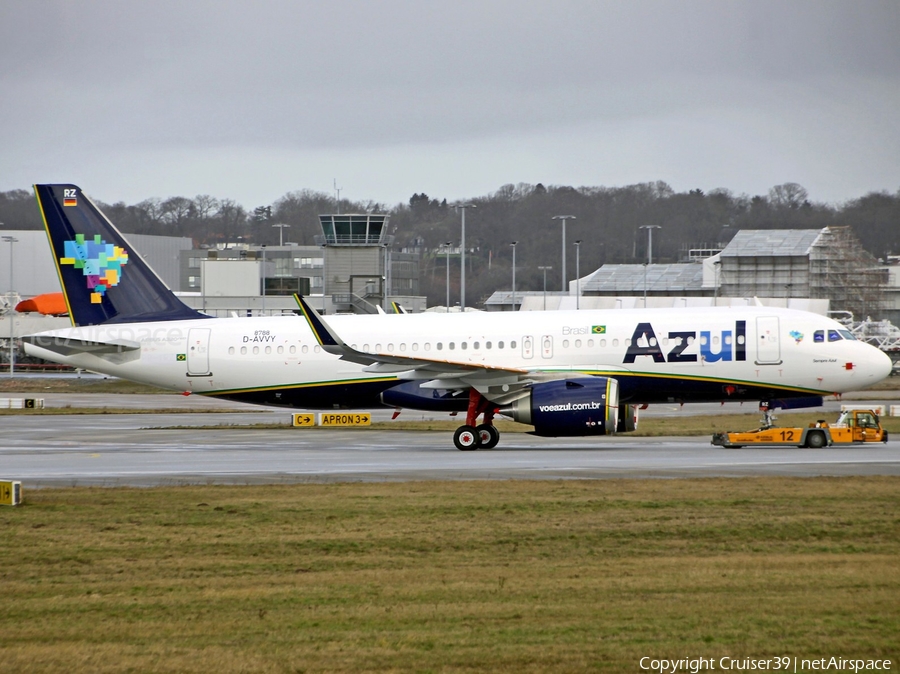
[334,179,342,215]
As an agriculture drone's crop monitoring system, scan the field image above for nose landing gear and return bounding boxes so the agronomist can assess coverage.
[453,389,500,450]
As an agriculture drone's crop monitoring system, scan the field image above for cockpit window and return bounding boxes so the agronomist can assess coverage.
[828,330,842,342]
[838,330,856,340]
[814,330,825,343]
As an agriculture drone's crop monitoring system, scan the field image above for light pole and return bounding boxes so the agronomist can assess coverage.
[713,260,721,304]
[455,204,475,311]
[639,225,660,307]
[3,235,17,377]
[383,243,391,312]
[260,245,266,315]
[643,262,648,307]
[538,266,552,311]
[574,240,582,310]
[510,241,518,312]
[444,241,452,311]
[272,223,290,246]
[639,225,661,265]
[320,242,327,314]
[552,215,575,292]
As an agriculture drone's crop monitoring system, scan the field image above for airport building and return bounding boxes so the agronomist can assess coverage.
[486,227,896,324]
[176,213,426,317]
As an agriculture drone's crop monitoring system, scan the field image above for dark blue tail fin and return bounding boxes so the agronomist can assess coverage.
[34,184,208,326]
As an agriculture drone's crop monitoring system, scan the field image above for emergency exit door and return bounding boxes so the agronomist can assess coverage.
[755,316,782,365]
[187,328,212,376]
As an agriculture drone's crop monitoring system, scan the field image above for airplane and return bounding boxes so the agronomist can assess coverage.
[23,184,894,450]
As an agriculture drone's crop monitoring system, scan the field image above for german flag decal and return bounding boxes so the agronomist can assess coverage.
[591,325,606,334]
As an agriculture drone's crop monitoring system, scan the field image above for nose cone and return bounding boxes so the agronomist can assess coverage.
[867,346,893,384]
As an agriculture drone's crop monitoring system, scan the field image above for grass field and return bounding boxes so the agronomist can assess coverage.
[1,478,898,673]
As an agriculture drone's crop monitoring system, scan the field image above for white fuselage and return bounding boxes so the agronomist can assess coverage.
[24,306,893,408]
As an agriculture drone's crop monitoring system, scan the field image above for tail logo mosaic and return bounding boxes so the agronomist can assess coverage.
[60,234,130,304]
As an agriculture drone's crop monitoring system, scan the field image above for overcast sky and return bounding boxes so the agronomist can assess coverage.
[1,0,898,209]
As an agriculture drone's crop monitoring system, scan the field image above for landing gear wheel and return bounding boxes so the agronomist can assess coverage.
[806,430,827,449]
[476,424,500,449]
[454,425,480,451]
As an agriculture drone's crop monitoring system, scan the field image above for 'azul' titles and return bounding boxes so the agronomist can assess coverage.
[623,321,746,364]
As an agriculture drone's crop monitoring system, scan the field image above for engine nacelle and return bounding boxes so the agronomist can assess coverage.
[617,404,639,433]
[498,377,619,437]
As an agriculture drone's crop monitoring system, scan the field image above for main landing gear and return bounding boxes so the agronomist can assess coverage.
[453,389,500,450]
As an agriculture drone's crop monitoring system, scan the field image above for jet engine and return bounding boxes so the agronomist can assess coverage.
[498,377,619,437]
[617,404,639,433]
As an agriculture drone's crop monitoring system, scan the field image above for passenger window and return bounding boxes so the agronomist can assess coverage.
[598,339,604,347]
[563,339,570,348]
[814,330,825,343]
[400,343,406,351]
[486,341,492,349]
[613,339,619,347]
[388,343,394,351]
[449,342,455,350]
[363,344,369,351]
[725,335,732,345]
[461,342,467,350]
[412,343,419,351]
[828,330,842,342]
[265,346,271,354]
[737,335,745,344]
[510,340,517,349]
[253,346,259,355]
[240,346,247,355]
[424,343,431,351]
[289,345,296,354]
[277,345,283,354]
[375,343,382,351]
[302,345,308,354]
[228,346,235,355]
[314,345,321,353]
[575,339,582,348]
[498,341,504,349]
[437,343,443,350]
[473,341,479,349]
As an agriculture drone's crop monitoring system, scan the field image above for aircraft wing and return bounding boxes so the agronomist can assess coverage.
[293,295,536,403]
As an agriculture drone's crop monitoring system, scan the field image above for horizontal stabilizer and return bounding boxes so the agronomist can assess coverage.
[23,334,140,357]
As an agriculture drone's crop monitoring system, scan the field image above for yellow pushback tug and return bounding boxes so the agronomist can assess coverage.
[712,408,888,449]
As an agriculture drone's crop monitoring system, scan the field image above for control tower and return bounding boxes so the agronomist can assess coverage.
[315,214,394,314]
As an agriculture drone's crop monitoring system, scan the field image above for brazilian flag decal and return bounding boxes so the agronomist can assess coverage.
[176,354,187,361]
[591,325,606,334]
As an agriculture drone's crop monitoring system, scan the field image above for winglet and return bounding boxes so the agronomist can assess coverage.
[293,294,343,349]
[391,301,408,314]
